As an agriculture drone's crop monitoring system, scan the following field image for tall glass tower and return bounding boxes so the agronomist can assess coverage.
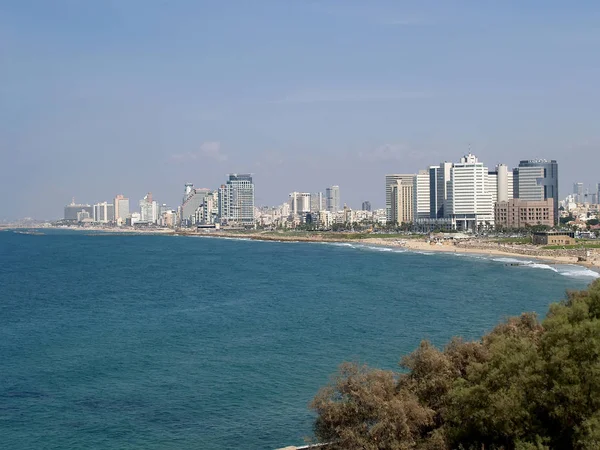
[513,160,559,225]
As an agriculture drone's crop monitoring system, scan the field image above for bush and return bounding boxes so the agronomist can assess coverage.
[311,279,600,449]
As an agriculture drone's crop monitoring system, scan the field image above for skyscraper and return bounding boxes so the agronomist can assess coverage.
[139,192,158,223]
[218,173,255,227]
[412,170,430,221]
[573,182,584,203]
[385,175,414,222]
[447,153,494,230]
[390,179,414,224]
[289,192,311,215]
[311,192,325,212]
[361,201,371,212]
[182,185,211,226]
[114,195,130,223]
[64,199,93,221]
[326,185,340,213]
[514,160,559,225]
[597,183,600,205]
[93,202,114,223]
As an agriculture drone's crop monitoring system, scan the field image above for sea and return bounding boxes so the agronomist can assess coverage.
[1,230,598,449]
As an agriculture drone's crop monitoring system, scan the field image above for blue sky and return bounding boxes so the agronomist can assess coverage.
[2,0,599,219]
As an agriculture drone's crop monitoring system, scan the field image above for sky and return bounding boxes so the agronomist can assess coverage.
[1,0,600,220]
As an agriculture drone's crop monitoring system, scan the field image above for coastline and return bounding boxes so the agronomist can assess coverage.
[10,226,599,272]
[184,231,600,271]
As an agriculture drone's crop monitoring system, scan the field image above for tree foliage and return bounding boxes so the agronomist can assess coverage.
[310,279,600,449]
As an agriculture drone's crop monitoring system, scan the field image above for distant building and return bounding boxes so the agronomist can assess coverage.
[326,185,340,213]
[311,192,325,212]
[513,160,558,225]
[494,199,554,228]
[361,201,371,212]
[488,164,514,204]
[385,175,415,223]
[390,179,413,224]
[413,170,430,221]
[139,192,158,224]
[532,231,575,246]
[114,195,130,224]
[289,192,311,216]
[93,202,115,223]
[573,182,584,203]
[64,199,93,221]
[446,153,494,230]
[181,184,212,226]
[218,173,255,227]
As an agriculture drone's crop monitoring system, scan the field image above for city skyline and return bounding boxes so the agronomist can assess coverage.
[2,1,600,220]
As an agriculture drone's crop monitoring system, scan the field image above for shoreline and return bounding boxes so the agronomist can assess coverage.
[9,226,600,272]
[182,231,600,271]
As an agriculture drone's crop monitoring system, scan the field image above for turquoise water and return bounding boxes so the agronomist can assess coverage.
[1,230,597,449]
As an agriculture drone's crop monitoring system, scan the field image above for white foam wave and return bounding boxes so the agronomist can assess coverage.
[526,263,559,272]
[492,257,532,264]
[555,265,600,279]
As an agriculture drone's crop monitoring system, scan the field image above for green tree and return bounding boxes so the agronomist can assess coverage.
[311,280,600,450]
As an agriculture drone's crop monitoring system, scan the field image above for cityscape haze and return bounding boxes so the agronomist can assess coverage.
[2,1,600,221]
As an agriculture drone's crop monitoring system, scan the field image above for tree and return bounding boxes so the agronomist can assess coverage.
[311,280,600,450]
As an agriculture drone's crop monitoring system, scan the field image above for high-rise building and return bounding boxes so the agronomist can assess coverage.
[597,183,600,205]
[311,192,325,212]
[114,195,130,224]
[289,192,311,215]
[446,153,494,230]
[139,192,158,223]
[488,164,514,205]
[218,173,255,227]
[514,160,559,225]
[427,163,452,219]
[390,179,414,224]
[93,202,114,223]
[412,170,430,221]
[64,199,93,221]
[326,185,340,213]
[385,175,414,222]
[573,182,584,203]
[361,201,371,212]
[181,184,211,226]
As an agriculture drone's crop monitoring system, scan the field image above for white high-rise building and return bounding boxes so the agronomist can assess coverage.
[447,153,494,230]
[139,193,158,224]
[93,202,115,223]
[114,195,129,224]
[326,185,340,213]
[289,192,311,215]
[413,170,430,221]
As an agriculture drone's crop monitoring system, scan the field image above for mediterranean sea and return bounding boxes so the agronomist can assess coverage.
[1,230,598,449]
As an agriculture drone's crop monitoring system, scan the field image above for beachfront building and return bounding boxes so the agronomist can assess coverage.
[114,195,130,225]
[93,201,115,223]
[390,179,414,224]
[218,173,255,227]
[446,153,494,230]
[182,185,212,226]
[139,193,158,224]
[64,199,93,222]
[413,170,430,221]
[513,160,559,225]
[385,174,415,223]
[495,198,554,229]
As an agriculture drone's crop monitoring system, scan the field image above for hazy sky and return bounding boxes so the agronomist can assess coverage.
[2,1,600,219]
